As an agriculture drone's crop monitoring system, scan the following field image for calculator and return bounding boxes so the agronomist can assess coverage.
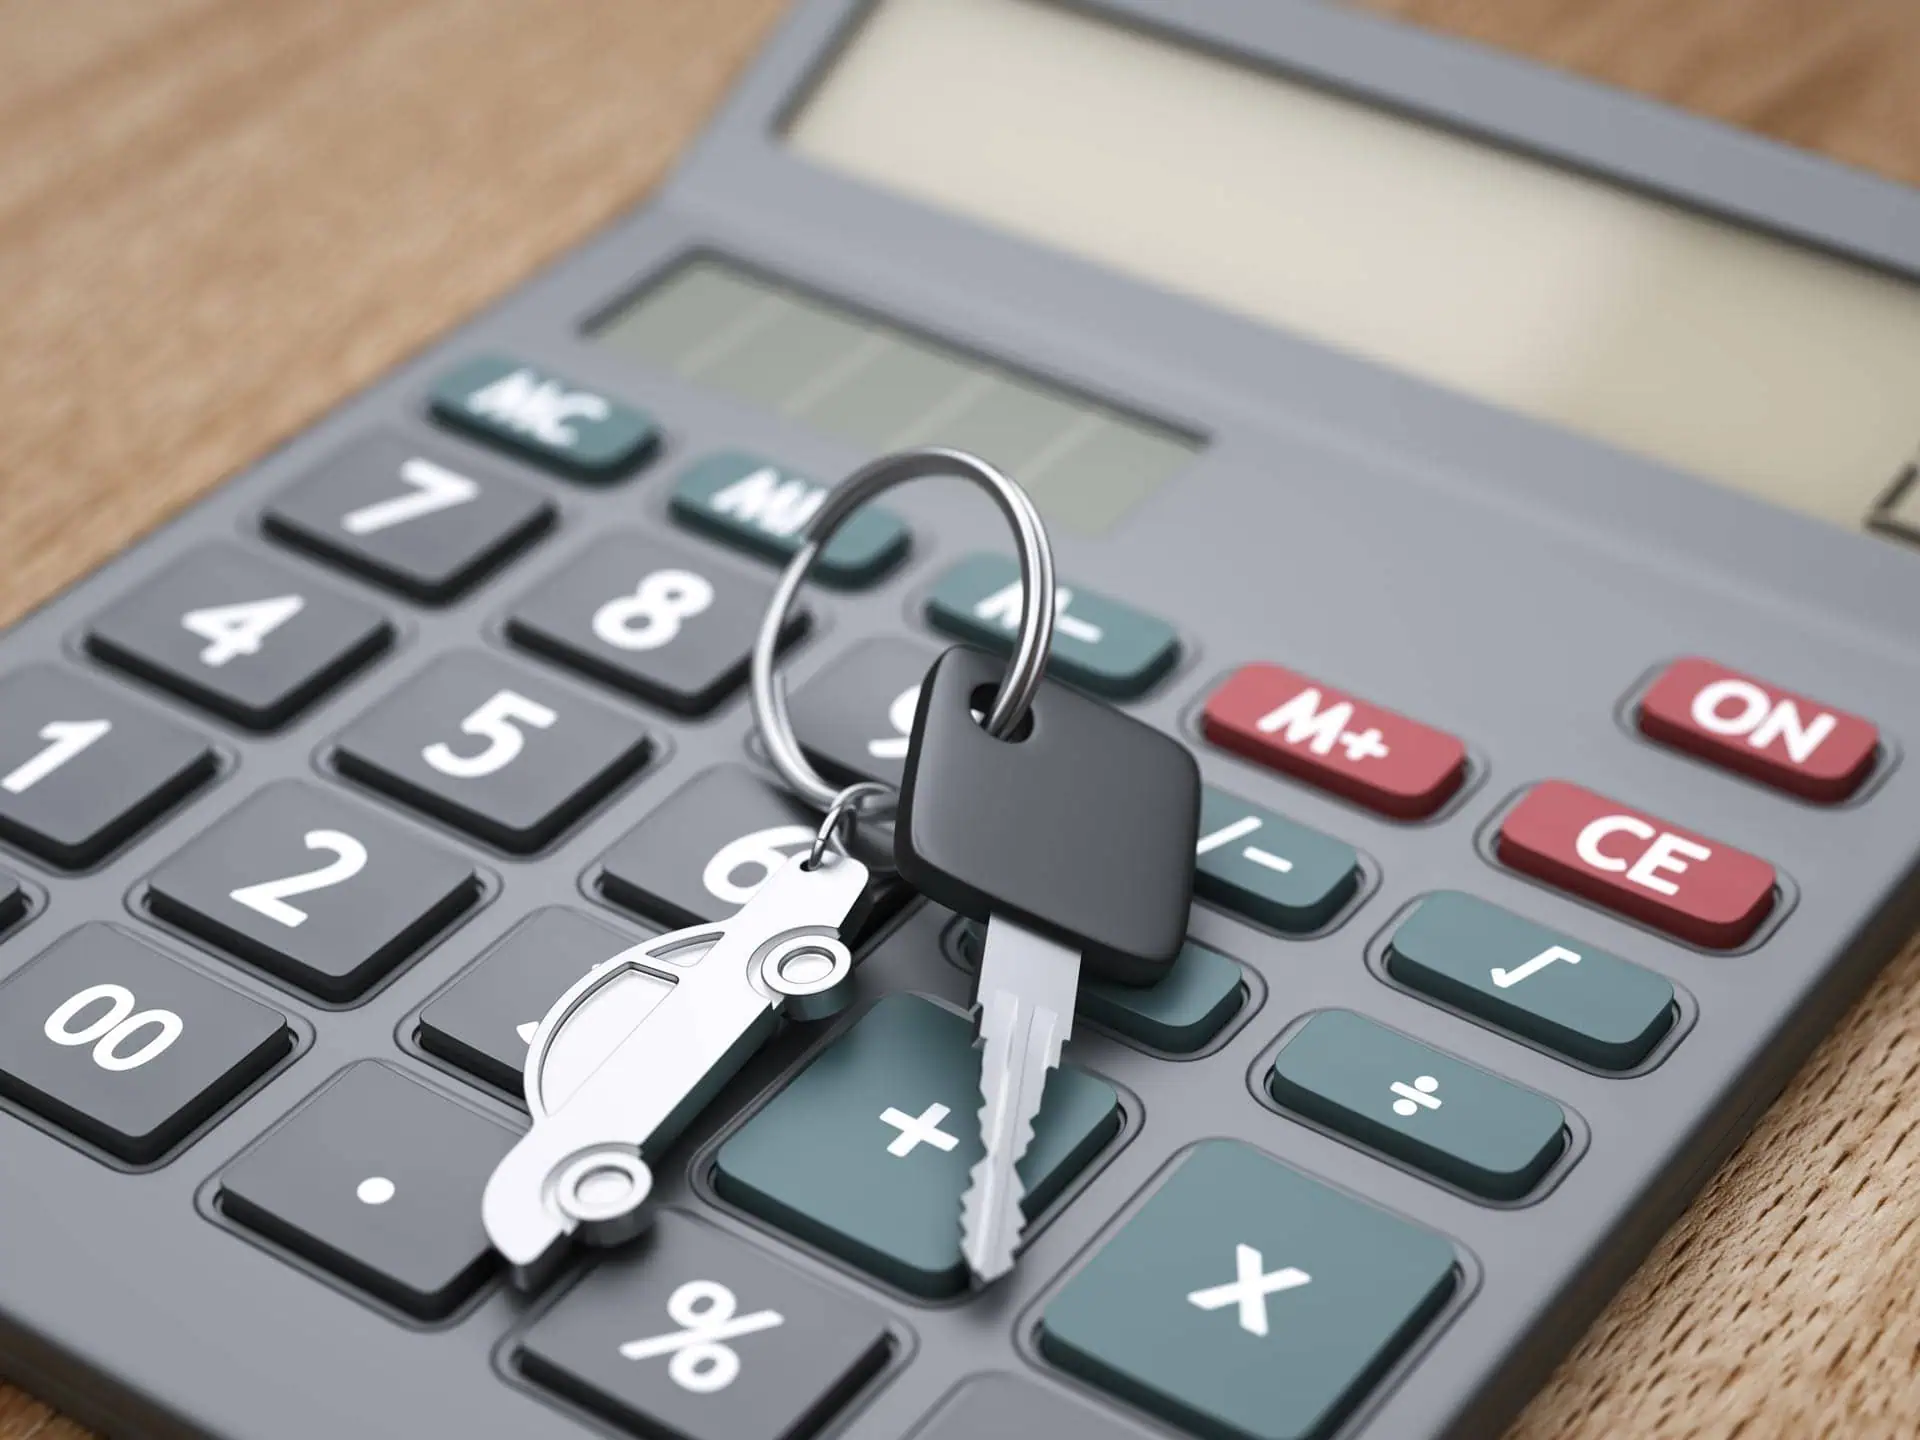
[2,0,1917,1437]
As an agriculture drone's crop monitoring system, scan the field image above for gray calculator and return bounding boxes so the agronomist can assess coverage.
[2,0,1918,1437]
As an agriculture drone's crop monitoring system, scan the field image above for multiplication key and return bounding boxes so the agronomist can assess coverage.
[896,646,1200,1282]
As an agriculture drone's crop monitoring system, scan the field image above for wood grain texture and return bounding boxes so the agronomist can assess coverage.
[0,2,1914,1436]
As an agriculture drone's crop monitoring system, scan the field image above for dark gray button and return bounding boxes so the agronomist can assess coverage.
[333,650,652,852]
[219,1062,516,1318]
[1195,786,1362,934]
[1041,1141,1456,1440]
[788,636,940,792]
[507,532,804,715]
[0,666,215,868]
[1268,1010,1568,1200]
[670,452,910,587]
[916,1374,1163,1440]
[597,764,894,930]
[146,780,480,1001]
[1386,892,1677,1070]
[418,907,638,1096]
[86,543,391,729]
[713,995,1120,1297]
[957,924,1245,1054]
[429,355,658,479]
[519,1212,890,1440]
[0,865,25,935]
[264,431,553,602]
[0,924,291,1163]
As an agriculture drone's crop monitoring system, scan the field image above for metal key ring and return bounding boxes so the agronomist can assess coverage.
[751,446,1056,816]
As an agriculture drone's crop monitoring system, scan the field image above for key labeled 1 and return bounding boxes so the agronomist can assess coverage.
[896,646,1200,1283]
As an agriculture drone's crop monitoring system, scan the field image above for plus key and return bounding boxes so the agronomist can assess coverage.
[1203,664,1467,819]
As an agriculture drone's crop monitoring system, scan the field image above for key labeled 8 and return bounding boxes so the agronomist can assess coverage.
[593,570,715,653]
[44,982,183,1072]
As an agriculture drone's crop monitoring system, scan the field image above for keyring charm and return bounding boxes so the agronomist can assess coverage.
[751,446,1057,816]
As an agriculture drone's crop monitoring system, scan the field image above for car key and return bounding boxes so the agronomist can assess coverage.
[483,846,872,1291]
[895,645,1200,1282]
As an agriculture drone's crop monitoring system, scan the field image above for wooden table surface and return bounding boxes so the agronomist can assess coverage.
[1,2,1916,1436]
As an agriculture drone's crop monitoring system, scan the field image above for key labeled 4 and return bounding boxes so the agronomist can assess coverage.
[1498,780,1776,948]
[1203,664,1466,819]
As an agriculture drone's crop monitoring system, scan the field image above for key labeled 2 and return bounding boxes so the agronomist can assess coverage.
[333,650,652,852]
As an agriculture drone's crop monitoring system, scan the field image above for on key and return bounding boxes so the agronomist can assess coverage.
[896,646,1200,1282]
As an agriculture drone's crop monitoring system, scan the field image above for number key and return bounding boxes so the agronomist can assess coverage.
[0,665,216,868]
[145,780,480,1001]
[333,651,652,852]
[0,924,292,1162]
[264,431,554,603]
[788,637,940,791]
[87,542,391,729]
[598,764,873,928]
[506,532,803,715]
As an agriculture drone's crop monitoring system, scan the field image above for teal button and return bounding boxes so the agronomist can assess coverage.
[1041,1140,1455,1440]
[430,356,657,478]
[1387,893,1676,1070]
[713,994,1120,1297]
[960,924,1245,1054]
[670,452,909,587]
[1269,1011,1567,1200]
[1196,787,1361,933]
[926,553,1178,698]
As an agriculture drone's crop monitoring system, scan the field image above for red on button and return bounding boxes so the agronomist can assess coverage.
[1203,664,1467,819]
[1498,780,1776,948]
[1638,657,1878,802]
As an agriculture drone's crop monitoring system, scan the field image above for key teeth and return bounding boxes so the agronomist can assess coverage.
[960,1154,1027,1283]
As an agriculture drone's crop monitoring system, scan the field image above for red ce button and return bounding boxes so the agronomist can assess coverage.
[1498,780,1776,947]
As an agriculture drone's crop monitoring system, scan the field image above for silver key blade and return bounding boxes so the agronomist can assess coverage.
[961,914,1081,1285]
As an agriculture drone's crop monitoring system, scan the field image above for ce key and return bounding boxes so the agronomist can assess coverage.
[483,850,871,1290]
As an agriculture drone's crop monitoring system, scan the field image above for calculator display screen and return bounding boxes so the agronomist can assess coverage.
[591,258,1201,535]
[787,0,1920,546]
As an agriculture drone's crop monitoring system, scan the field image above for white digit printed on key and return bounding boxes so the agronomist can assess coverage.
[44,983,184,1072]
[341,458,480,535]
[228,828,369,927]
[700,825,817,907]
[181,595,305,667]
[592,570,715,652]
[2,719,111,794]
[423,689,557,778]
[869,684,920,761]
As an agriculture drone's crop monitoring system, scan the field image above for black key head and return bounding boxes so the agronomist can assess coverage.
[895,646,1199,986]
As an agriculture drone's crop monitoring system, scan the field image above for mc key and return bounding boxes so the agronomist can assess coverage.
[896,646,1199,1283]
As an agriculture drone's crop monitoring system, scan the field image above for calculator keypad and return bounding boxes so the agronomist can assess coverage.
[1268,1010,1568,1200]
[86,543,392,730]
[1195,786,1362,933]
[1040,1141,1456,1440]
[507,532,804,715]
[1497,780,1777,948]
[713,994,1120,1298]
[787,635,941,791]
[1386,892,1676,1070]
[1204,663,1468,820]
[145,780,481,1001]
[264,431,554,603]
[219,1062,515,1318]
[0,665,216,868]
[517,1212,891,1440]
[0,924,291,1163]
[332,650,653,852]
[417,906,637,1095]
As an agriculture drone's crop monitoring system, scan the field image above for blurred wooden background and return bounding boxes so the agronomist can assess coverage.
[1,1,1917,1436]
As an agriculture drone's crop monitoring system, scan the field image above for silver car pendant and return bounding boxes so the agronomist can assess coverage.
[483,849,870,1290]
